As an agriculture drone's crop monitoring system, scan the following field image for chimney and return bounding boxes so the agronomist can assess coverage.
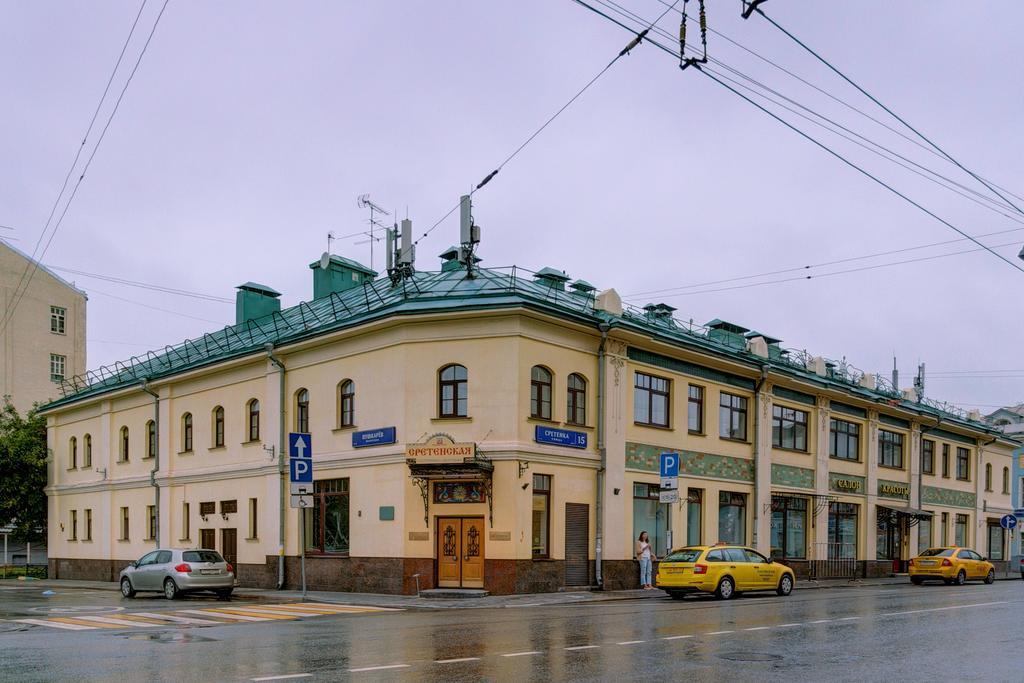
[235,282,281,324]
[533,267,570,291]
[860,372,876,389]
[747,336,769,358]
[310,253,377,299]
[595,288,622,316]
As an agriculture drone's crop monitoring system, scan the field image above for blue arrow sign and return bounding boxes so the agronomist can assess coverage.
[289,433,311,458]
[1000,514,1018,531]
[289,457,312,483]
[660,452,679,478]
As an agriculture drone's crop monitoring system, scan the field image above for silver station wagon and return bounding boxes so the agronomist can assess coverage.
[119,548,236,599]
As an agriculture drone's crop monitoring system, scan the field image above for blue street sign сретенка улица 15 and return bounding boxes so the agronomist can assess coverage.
[534,426,587,449]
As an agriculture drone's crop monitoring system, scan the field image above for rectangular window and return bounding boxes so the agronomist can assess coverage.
[827,502,858,560]
[50,306,66,334]
[955,447,970,481]
[634,372,670,427]
[687,385,704,433]
[146,505,156,541]
[829,418,860,461]
[942,444,950,478]
[84,509,92,541]
[120,507,130,541]
[686,488,702,546]
[717,491,747,545]
[532,474,551,558]
[719,392,748,441]
[220,500,238,515]
[182,502,190,541]
[70,510,78,541]
[878,430,904,469]
[633,483,671,557]
[50,353,66,382]
[770,496,807,559]
[199,501,215,517]
[772,405,808,451]
[988,524,1004,561]
[305,478,350,555]
[940,512,948,546]
[248,498,258,540]
[954,514,968,547]
[917,514,931,552]
[921,439,935,475]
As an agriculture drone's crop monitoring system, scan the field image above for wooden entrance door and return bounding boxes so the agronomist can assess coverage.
[436,517,485,588]
[221,528,237,567]
[200,528,216,551]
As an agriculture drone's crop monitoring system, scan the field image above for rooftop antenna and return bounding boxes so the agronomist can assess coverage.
[459,194,481,279]
[891,356,898,391]
[913,362,925,402]
[357,194,391,272]
[326,231,335,254]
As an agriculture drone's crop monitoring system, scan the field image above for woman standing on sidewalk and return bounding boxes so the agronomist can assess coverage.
[636,531,656,589]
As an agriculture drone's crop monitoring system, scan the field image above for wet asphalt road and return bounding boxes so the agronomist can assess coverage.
[1,581,1021,682]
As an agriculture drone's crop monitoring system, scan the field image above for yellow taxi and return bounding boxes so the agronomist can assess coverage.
[655,544,795,600]
[908,547,996,585]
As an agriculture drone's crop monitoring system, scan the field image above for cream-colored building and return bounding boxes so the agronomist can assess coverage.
[41,253,1019,594]
[1,241,87,414]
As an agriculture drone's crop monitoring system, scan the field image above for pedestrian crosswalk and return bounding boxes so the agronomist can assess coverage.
[11,602,398,631]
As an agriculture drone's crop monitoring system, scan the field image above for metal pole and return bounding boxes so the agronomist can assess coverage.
[300,508,307,599]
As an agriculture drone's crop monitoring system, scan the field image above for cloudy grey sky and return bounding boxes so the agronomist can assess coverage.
[2,1,1022,412]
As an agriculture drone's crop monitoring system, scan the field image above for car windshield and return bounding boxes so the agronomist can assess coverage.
[183,550,224,563]
[919,548,954,557]
[663,548,703,563]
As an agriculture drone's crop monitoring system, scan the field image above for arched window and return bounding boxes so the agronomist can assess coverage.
[296,389,310,433]
[438,364,468,418]
[182,413,193,452]
[69,437,77,469]
[213,406,225,447]
[530,366,553,420]
[119,426,130,462]
[248,399,260,441]
[146,420,157,459]
[83,434,92,468]
[985,463,993,491]
[567,373,587,426]
[1004,467,1010,495]
[339,380,355,428]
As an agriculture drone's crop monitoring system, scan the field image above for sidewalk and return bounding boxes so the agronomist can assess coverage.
[10,574,1015,610]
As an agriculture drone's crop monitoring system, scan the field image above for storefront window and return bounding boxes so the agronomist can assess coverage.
[987,524,1004,561]
[917,515,932,552]
[686,488,702,546]
[717,491,747,545]
[940,512,948,545]
[954,514,968,547]
[532,474,551,558]
[770,496,807,559]
[827,502,858,560]
[306,478,350,554]
[633,483,671,557]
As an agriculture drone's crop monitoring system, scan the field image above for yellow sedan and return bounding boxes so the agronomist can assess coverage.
[909,547,995,586]
[655,544,795,600]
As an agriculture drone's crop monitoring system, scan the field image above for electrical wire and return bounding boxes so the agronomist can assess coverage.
[0,0,171,337]
[85,287,224,325]
[46,264,233,303]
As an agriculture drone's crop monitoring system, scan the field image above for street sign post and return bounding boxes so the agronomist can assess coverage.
[1000,514,1018,531]
[288,433,312,599]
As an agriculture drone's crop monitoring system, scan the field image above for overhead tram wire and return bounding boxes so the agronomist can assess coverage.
[409,1,682,251]
[745,4,1024,219]
[593,0,1024,221]
[0,0,151,332]
[0,0,172,338]
[571,1,1024,275]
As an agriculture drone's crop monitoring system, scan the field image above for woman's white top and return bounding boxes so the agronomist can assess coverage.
[640,542,651,559]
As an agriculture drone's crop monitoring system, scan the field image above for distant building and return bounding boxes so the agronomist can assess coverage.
[986,404,1024,437]
[0,241,87,414]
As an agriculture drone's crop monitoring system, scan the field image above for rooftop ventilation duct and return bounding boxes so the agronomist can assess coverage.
[235,282,281,325]
[705,319,750,348]
[533,267,570,291]
[310,253,376,299]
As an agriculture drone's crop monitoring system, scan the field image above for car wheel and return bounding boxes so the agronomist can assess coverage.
[715,576,735,600]
[164,578,180,600]
[954,570,966,586]
[120,578,136,598]
[777,574,793,596]
[984,570,995,585]
[216,588,233,599]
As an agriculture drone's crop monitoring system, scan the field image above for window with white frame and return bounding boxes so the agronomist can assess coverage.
[50,354,66,382]
[50,306,66,334]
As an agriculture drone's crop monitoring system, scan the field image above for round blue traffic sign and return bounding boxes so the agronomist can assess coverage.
[1000,514,1018,530]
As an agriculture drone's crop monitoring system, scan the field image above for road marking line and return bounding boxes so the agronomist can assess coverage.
[349,664,410,672]
[809,619,832,624]
[293,602,401,612]
[45,617,121,629]
[200,608,298,621]
[132,612,226,625]
[501,651,541,657]
[506,603,542,608]
[229,606,324,618]
[744,626,771,631]
[67,615,159,628]
[110,614,176,625]
[882,601,1006,617]
[617,640,645,645]
[662,635,694,640]
[272,604,357,614]
[180,609,271,622]
[435,657,481,663]
[565,645,601,651]
[836,616,860,621]
[251,675,313,681]
[777,623,802,628]
[705,630,734,635]
[14,618,95,631]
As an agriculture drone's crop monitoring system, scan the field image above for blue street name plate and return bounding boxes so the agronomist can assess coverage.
[535,425,587,449]
[352,427,397,449]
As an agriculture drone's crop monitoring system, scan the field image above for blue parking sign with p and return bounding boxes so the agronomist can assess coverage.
[290,457,312,483]
[660,452,679,478]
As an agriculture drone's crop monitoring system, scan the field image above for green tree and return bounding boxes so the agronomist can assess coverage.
[0,400,48,542]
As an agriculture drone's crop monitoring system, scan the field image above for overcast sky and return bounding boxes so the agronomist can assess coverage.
[2,1,1022,413]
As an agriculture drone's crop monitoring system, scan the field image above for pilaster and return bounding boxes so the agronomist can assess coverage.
[908,422,921,557]
[865,411,880,560]
[814,397,831,553]
[753,384,772,554]
[602,339,629,560]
